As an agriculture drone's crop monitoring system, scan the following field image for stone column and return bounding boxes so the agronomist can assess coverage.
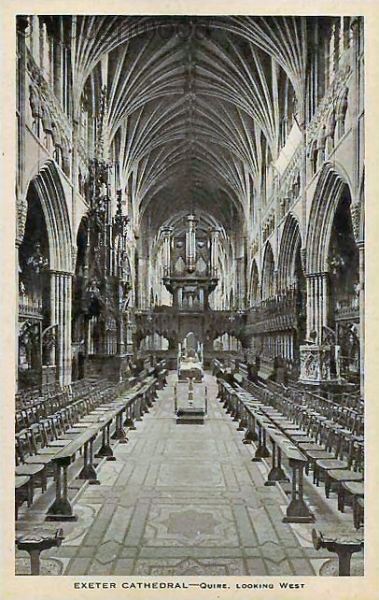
[357,241,364,393]
[15,241,21,388]
[53,38,63,103]
[350,17,360,195]
[316,125,326,171]
[17,18,27,194]
[50,271,72,385]
[16,20,29,388]
[199,288,204,309]
[306,275,314,339]
[350,17,364,395]
[117,306,125,357]
[350,198,363,394]
[16,195,29,387]
[138,256,148,309]
[306,273,328,342]
[301,271,343,385]
[125,312,133,354]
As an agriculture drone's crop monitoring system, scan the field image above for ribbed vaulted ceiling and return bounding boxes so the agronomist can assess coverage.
[71,16,308,232]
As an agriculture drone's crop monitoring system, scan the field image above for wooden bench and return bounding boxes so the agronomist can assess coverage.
[16,372,160,519]
[45,382,155,520]
[233,378,365,528]
[312,529,363,576]
[15,475,32,520]
[16,527,64,575]
[219,379,314,523]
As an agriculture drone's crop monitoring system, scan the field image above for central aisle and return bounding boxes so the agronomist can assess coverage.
[59,373,322,576]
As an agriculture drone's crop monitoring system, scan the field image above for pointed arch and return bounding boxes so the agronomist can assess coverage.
[28,160,73,273]
[306,163,353,274]
[248,259,260,307]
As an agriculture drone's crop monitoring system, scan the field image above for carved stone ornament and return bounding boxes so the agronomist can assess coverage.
[336,86,349,120]
[52,121,62,148]
[299,344,341,384]
[27,53,72,145]
[302,347,321,381]
[350,202,362,241]
[41,101,54,134]
[307,66,351,142]
[71,245,78,272]
[17,197,28,243]
[317,124,327,150]
[325,108,336,138]
[29,84,43,119]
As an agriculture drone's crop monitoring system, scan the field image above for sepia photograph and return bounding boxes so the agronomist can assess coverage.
[3,3,377,596]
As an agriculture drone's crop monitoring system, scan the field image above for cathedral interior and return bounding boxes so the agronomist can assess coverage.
[14,15,365,578]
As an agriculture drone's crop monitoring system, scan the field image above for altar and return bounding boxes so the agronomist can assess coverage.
[178,356,203,382]
[177,334,204,382]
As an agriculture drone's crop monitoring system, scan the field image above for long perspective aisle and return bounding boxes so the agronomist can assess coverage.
[17,373,351,576]
[18,374,360,576]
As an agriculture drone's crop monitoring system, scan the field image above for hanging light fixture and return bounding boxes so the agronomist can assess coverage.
[26,242,49,273]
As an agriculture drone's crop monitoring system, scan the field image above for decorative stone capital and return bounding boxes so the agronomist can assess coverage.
[350,202,362,242]
[16,197,28,244]
[71,245,78,272]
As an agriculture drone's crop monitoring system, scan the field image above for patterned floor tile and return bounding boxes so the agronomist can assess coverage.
[17,373,359,577]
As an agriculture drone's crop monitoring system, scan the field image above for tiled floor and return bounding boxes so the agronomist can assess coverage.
[16,373,364,576]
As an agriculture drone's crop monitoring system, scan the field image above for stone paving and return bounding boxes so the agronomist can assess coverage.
[16,373,364,576]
